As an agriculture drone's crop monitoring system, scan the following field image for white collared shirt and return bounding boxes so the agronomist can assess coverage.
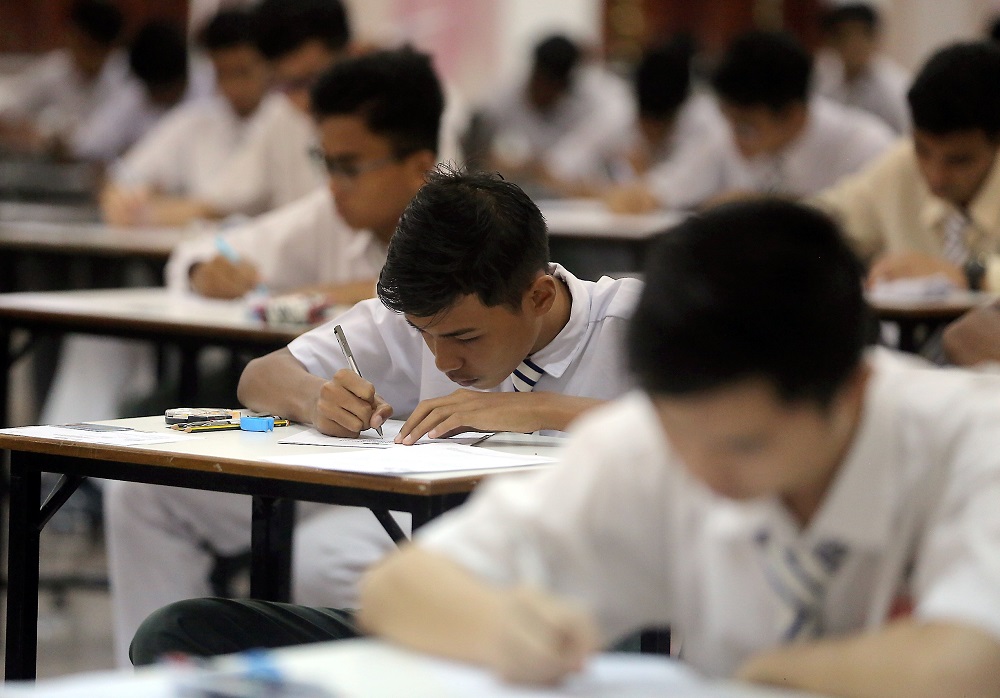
[648,97,895,209]
[812,50,911,134]
[165,187,387,294]
[287,265,642,422]
[418,348,1000,678]
[197,92,325,217]
[112,94,263,198]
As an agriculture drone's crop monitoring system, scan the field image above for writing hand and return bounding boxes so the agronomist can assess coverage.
[489,586,599,685]
[313,368,393,437]
[190,254,261,299]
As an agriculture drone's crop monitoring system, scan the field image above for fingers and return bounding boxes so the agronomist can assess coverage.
[395,393,472,445]
[314,370,391,436]
[191,256,260,299]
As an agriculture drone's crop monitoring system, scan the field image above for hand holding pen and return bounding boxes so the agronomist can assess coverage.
[189,235,264,299]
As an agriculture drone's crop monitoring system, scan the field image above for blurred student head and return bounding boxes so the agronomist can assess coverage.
[821,3,882,80]
[528,34,580,112]
[197,9,268,118]
[67,0,123,79]
[310,47,442,240]
[377,168,553,390]
[129,20,188,108]
[634,37,694,148]
[712,31,812,159]
[628,199,872,502]
[907,42,1000,208]
[255,0,351,113]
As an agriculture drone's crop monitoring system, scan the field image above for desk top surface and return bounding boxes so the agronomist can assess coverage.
[867,290,998,319]
[0,287,309,343]
[539,199,684,241]
[0,219,192,258]
[0,416,565,496]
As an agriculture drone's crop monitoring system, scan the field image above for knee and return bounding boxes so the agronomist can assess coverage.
[130,598,223,666]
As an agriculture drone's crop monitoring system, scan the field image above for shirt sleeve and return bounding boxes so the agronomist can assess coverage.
[417,395,678,644]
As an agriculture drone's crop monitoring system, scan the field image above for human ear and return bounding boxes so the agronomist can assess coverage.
[525,274,557,317]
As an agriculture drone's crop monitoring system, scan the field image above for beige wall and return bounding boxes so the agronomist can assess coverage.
[881,0,1000,71]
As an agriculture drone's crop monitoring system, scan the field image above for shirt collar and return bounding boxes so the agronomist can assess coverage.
[524,263,590,379]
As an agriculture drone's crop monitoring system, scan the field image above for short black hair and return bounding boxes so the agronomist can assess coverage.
[636,38,694,119]
[532,34,580,85]
[69,0,123,46]
[197,8,256,52]
[628,199,871,406]
[908,42,1000,138]
[129,21,188,89]
[712,31,812,111]
[378,168,551,318]
[254,0,350,61]
[990,15,1000,44]
[311,47,443,157]
[821,3,880,35]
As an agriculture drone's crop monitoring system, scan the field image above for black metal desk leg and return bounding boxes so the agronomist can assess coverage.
[178,345,200,405]
[5,455,42,681]
[0,325,11,428]
[249,497,294,603]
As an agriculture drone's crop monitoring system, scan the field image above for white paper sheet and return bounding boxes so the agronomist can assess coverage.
[0,424,198,447]
[278,420,493,448]
[263,442,554,474]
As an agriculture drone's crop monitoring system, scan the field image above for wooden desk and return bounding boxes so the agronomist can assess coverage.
[539,200,683,280]
[868,291,997,352]
[0,416,561,680]
[0,288,307,426]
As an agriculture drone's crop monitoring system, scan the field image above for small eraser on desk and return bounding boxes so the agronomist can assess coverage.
[240,416,274,432]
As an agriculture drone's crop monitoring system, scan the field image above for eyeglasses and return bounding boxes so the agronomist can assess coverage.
[309,148,400,180]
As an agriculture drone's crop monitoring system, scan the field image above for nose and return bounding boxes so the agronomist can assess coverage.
[431,339,462,374]
[922,160,949,195]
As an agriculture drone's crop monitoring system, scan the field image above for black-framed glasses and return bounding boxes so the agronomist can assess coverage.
[309,147,400,180]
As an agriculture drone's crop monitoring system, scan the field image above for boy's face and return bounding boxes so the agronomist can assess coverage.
[652,376,862,508]
[317,114,430,239]
[210,44,270,118]
[406,285,548,390]
[67,29,111,80]
[913,128,1000,209]
[721,102,806,160]
[272,39,340,113]
[828,21,877,77]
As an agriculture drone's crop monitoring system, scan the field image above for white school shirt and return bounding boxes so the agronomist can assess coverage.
[70,57,216,162]
[287,266,641,422]
[812,50,911,134]
[484,65,636,183]
[648,97,895,210]
[111,94,265,198]
[165,187,386,294]
[418,348,1000,678]
[197,93,325,217]
[0,49,130,141]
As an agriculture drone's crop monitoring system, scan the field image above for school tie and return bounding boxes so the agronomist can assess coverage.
[511,357,545,392]
[755,529,848,642]
[941,210,972,266]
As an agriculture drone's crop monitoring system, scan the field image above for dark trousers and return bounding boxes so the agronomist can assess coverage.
[130,598,360,666]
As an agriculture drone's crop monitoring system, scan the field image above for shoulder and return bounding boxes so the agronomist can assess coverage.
[588,274,644,321]
[814,98,895,145]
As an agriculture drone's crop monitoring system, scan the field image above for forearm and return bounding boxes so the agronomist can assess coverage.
[533,394,605,432]
[237,348,326,424]
[358,545,504,667]
[738,620,1000,698]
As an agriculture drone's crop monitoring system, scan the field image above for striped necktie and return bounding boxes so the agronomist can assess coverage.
[755,530,848,642]
[941,210,971,266]
[511,358,545,393]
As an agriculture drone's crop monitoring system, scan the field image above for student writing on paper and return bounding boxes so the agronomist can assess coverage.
[351,200,1000,696]
[813,42,1000,294]
[611,31,894,213]
[101,47,446,667]
[128,168,641,665]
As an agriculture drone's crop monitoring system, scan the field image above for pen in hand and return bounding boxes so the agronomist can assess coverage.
[214,234,268,295]
[333,324,384,437]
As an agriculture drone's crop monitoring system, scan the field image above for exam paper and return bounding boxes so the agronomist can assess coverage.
[263,443,554,474]
[0,424,198,447]
[278,420,493,448]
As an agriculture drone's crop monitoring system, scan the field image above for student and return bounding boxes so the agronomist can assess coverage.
[128,167,642,666]
[814,42,1000,292]
[610,31,895,213]
[812,2,910,134]
[479,33,634,195]
[134,200,1000,698]
[0,0,128,155]
[101,47,450,668]
[100,9,275,227]
[602,38,728,212]
[71,20,215,162]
